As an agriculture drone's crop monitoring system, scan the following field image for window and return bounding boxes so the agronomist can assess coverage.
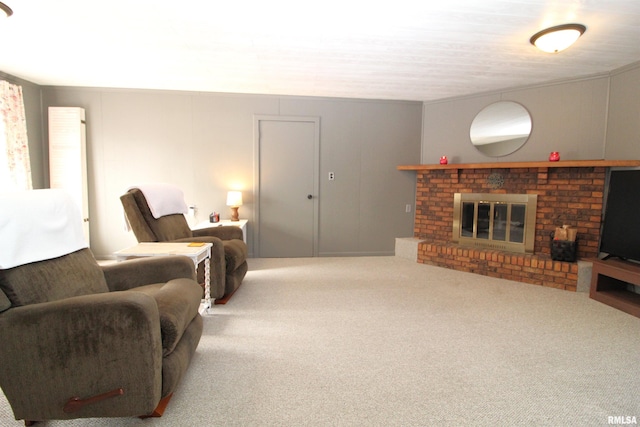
[0,80,32,191]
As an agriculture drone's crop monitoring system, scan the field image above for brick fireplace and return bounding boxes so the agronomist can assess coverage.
[398,161,638,291]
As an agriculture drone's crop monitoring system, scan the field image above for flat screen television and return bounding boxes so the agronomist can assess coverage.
[599,169,640,262]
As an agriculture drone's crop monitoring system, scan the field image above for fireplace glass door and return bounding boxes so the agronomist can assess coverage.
[454,194,537,253]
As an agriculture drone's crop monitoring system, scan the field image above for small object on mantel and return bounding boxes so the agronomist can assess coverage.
[549,151,560,162]
[439,156,448,165]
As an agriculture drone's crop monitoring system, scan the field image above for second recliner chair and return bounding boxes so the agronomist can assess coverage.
[120,186,248,301]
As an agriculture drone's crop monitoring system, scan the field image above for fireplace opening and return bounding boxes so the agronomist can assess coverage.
[453,193,538,253]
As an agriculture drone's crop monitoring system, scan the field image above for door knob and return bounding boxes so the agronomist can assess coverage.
[307,194,313,199]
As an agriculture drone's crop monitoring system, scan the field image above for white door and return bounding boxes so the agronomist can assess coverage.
[48,107,90,244]
[254,116,319,257]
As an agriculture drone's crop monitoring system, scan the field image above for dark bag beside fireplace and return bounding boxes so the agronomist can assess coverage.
[550,231,577,262]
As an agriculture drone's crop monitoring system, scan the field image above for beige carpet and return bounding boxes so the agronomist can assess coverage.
[2,256,640,426]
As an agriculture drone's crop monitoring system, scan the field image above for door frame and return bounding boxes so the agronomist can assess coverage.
[253,115,321,257]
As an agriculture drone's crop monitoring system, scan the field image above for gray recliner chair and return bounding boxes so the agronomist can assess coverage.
[120,186,248,301]
[0,189,203,425]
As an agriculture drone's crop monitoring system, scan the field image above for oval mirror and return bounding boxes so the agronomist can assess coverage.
[469,101,532,157]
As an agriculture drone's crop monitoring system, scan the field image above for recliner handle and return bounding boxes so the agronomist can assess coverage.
[63,388,124,413]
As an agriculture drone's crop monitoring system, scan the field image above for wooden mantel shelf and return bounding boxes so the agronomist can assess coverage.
[397,159,640,171]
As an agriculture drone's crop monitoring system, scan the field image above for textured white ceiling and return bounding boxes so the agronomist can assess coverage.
[1,0,639,101]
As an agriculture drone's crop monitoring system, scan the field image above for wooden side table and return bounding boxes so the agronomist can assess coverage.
[114,242,213,313]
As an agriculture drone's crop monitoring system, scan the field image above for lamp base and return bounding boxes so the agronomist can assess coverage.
[230,206,239,221]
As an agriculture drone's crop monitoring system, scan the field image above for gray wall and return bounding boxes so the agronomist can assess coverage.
[422,75,611,164]
[40,88,422,259]
[5,60,640,260]
[420,61,640,164]
[606,63,640,159]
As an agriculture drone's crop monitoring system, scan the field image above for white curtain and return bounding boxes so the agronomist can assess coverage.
[0,80,32,191]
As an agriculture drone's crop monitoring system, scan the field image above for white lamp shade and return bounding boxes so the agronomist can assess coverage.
[226,191,243,207]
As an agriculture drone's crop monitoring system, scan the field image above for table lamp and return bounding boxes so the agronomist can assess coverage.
[226,191,243,221]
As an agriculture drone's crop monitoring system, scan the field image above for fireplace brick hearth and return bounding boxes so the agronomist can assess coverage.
[413,166,607,291]
[420,242,579,290]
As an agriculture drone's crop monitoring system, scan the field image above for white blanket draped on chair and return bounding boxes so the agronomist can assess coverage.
[0,189,87,269]
[123,183,189,231]
[128,183,188,219]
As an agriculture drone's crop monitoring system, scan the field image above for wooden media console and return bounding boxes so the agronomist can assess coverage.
[589,258,640,318]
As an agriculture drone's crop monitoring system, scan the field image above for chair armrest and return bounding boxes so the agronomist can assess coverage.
[192,225,243,241]
[0,292,163,420]
[102,256,196,292]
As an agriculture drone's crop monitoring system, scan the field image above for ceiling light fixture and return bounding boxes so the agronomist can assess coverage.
[530,23,586,53]
[0,2,12,17]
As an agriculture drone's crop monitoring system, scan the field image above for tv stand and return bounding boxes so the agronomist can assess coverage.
[590,258,640,318]
[600,254,627,261]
